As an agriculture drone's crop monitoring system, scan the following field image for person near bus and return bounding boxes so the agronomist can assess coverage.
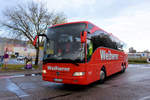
[4,52,9,69]
[87,40,93,60]
[25,54,32,69]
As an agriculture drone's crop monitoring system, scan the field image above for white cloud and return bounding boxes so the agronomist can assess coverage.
[1,0,150,52]
[101,2,150,51]
[68,1,150,51]
[33,0,96,11]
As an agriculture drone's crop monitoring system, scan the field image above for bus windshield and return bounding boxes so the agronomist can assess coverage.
[43,23,86,63]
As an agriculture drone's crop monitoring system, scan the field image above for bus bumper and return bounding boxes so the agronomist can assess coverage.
[42,75,89,85]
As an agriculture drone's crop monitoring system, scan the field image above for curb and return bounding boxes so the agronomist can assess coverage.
[0,70,42,76]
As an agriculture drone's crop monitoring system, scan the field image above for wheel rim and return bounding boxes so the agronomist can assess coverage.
[100,70,105,80]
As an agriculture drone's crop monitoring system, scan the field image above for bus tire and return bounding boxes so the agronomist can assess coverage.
[121,64,126,73]
[99,69,106,83]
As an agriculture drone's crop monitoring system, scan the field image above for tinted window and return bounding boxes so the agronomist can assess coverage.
[43,23,86,63]
[47,23,86,39]
[90,30,122,51]
[88,24,94,30]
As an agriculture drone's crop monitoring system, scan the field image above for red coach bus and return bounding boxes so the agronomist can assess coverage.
[34,21,128,85]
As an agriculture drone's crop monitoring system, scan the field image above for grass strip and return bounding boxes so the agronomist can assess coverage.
[128,58,149,64]
[0,64,39,72]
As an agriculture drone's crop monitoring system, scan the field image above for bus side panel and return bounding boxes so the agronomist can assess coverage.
[86,50,101,83]
[86,48,110,82]
[87,47,127,82]
[85,64,97,83]
[91,48,119,76]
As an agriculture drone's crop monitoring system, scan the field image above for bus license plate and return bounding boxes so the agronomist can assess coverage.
[54,78,63,82]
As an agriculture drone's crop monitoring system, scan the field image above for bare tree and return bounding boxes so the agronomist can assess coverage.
[0,1,67,65]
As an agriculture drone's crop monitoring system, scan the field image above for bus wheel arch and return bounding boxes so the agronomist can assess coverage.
[99,66,106,83]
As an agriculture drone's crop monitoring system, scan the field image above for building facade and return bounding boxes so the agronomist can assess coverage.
[128,52,150,59]
[0,37,36,57]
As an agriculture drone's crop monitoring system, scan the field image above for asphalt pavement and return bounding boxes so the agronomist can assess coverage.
[0,64,150,100]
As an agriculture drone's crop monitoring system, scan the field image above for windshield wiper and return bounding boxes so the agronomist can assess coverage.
[70,61,79,66]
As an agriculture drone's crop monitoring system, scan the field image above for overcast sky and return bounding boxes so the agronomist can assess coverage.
[0,0,150,52]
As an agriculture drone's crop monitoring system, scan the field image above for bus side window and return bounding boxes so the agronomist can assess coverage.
[91,30,104,52]
[91,30,123,51]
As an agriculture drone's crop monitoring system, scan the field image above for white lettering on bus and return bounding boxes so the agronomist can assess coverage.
[47,66,70,71]
[100,50,118,60]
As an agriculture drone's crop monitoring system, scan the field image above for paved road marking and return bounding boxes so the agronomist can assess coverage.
[139,96,150,100]
[6,79,29,98]
[0,76,12,79]
[0,73,41,79]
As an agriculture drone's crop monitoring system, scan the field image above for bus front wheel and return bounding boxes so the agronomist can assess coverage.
[99,69,106,83]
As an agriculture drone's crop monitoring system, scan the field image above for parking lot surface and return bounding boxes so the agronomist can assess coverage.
[0,64,150,100]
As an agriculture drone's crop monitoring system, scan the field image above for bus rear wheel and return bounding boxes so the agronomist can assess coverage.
[99,69,106,83]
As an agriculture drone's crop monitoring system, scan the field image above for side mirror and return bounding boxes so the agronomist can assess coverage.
[33,35,38,46]
[33,34,49,46]
[81,31,87,43]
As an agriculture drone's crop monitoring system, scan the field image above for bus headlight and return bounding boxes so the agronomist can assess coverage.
[73,72,85,76]
[42,70,47,74]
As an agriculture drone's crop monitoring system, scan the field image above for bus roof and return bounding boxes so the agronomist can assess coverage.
[49,21,89,28]
[49,21,109,34]
[49,21,124,43]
